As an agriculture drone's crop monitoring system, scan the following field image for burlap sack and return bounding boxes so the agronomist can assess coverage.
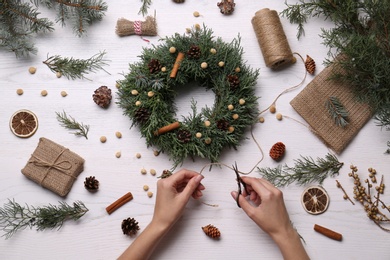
[290,62,373,154]
[21,137,85,197]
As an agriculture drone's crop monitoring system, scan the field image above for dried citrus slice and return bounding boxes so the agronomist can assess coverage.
[301,186,329,215]
[10,109,38,138]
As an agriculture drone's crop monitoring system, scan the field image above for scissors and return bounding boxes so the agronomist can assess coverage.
[233,162,249,208]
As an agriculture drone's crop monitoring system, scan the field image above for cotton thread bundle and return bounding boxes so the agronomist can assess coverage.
[116,15,157,37]
[251,8,294,69]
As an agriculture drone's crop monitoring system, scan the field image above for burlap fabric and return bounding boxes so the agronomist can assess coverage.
[21,137,85,197]
[290,63,373,154]
[116,16,157,37]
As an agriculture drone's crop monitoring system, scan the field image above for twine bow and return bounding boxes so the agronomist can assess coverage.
[28,149,76,185]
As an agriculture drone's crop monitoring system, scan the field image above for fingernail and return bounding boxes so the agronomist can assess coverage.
[230,191,237,199]
[195,174,203,182]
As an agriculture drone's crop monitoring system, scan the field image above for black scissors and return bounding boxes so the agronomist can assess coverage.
[233,162,249,208]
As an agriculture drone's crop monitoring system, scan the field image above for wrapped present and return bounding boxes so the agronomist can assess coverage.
[21,137,85,197]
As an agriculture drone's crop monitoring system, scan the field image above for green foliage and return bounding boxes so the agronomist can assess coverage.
[281,1,390,127]
[258,153,344,187]
[117,25,259,169]
[0,200,88,239]
[326,96,349,128]
[139,0,152,16]
[0,0,54,57]
[56,110,90,139]
[43,51,110,80]
[0,0,107,58]
[375,104,390,153]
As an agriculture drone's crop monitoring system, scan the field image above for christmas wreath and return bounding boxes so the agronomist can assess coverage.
[117,26,259,168]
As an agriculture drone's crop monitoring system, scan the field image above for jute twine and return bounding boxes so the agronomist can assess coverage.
[251,8,294,69]
[290,61,373,154]
[21,137,85,197]
[116,15,157,37]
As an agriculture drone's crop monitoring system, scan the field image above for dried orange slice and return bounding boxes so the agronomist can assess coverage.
[10,109,38,138]
[301,186,329,215]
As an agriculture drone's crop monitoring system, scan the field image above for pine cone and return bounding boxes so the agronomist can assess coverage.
[227,74,240,90]
[84,176,99,192]
[216,119,230,131]
[269,142,286,161]
[134,107,150,124]
[217,0,236,15]
[177,129,192,143]
[158,170,173,179]
[148,59,162,74]
[93,86,112,108]
[187,45,201,59]
[202,224,221,239]
[305,55,316,75]
[121,217,140,236]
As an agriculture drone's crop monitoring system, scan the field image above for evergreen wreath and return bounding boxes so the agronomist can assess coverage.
[117,25,259,168]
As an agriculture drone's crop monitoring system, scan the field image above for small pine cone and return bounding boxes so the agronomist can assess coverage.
[202,224,221,239]
[158,170,173,179]
[93,86,112,108]
[84,176,99,192]
[148,59,162,74]
[177,129,192,143]
[305,55,316,75]
[227,74,240,90]
[121,217,140,236]
[217,0,236,15]
[269,142,286,161]
[134,107,150,124]
[187,45,201,59]
[216,119,230,131]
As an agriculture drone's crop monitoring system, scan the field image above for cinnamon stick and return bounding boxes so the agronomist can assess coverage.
[170,52,185,78]
[154,121,181,136]
[106,192,133,215]
[314,224,342,241]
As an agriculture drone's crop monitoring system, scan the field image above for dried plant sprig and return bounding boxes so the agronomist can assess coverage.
[347,165,390,232]
[138,0,152,16]
[335,180,355,205]
[43,51,110,80]
[56,111,90,139]
[0,200,88,239]
[258,153,344,187]
[326,96,349,128]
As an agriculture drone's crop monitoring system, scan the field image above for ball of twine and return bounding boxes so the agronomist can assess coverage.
[251,8,294,69]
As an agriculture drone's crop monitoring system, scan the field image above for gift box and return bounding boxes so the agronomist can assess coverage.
[21,137,85,197]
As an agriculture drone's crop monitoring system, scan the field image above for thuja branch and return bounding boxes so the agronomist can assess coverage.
[0,200,88,239]
[56,111,90,139]
[138,0,152,16]
[43,51,110,80]
[258,153,344,187]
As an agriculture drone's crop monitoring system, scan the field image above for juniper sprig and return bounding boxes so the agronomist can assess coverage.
[326,96,349,128]
[258,153,344,187]
[0,200,88,239]
[56,111,90,139]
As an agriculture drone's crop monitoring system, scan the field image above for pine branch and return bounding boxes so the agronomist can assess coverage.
[326,96,349,128]
[258,153,344,187]
[138,0,152,16]
[56,111,90,139]
[0,200,88,239]
[43,51,110,80]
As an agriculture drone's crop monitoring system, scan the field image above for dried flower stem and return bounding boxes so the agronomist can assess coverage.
[335,180,355,205]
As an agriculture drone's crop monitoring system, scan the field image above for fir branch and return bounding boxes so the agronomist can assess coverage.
[56,111,90,139]
[0,200,88,239]
[258,153,344,187]
[138,0,152,16]
[43,51,110,80]
[326,96,349,128]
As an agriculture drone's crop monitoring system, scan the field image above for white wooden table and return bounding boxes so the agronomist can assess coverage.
[1,1,389,259]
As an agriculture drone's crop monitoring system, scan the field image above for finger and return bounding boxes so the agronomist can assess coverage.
[230,191,255,215]
[180,174,204,200]
[241,176,272,197]
[171,169,201,183]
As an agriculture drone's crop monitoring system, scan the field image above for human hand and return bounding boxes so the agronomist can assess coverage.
[152,169,205,230]
[231,177,292,240]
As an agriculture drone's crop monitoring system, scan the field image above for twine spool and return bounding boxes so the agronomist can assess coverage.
[116,15,157,37]
[251,8,294,69]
